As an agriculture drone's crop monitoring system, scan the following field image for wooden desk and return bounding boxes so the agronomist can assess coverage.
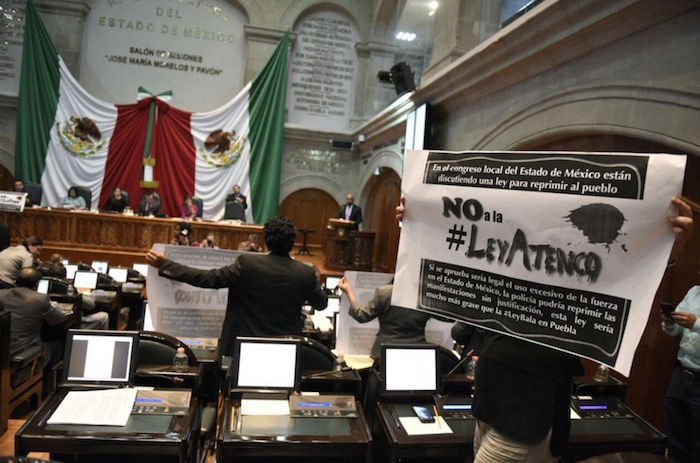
[0,208,263,266]
[15,389,199,463]
[217,397,371,462]
[374,401,666,463]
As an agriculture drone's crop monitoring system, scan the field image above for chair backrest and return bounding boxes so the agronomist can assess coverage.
[137,330,197,366]
[71,186,92,210]
[46,277,70,295]
[297,336,336,371]
[120,189,130,205]
[438,345,464,376]
[24,182,43,206]
[97,273,118,290]
[224,200,245,221]
[191,196,203,218]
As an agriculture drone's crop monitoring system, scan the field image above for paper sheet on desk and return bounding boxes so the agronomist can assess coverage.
[241,399,290,415]
[47,388,137,426]
[399,416,452,435]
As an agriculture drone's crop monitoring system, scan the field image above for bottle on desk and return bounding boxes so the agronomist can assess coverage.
[303,314,314,330]
[466,355,478,381]
[172,347,190,372]
[593,363,609,382]
[333,352,348,375]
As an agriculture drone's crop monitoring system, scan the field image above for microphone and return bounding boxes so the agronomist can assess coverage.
[441,349,473,392]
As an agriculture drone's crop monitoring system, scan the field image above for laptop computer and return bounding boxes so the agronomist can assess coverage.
[37,278,50,295]
[91,260,109,274]
[60,329,140,389]
[65,264,78,280]
[108,267,129,284]
[73,270,98,294]
[231,336,302,399]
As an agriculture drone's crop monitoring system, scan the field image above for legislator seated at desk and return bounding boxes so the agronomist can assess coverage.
[218,336,371,462]
[16,329,201,463]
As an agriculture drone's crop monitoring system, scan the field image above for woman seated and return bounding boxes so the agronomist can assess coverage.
[104,187,129,213]
[59,187,86,210]
[181,195,198,219]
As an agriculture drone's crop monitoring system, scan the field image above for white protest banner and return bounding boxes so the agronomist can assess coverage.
[393,150,686,376]
[336,271,455,356]
[147,244,242,340]
[0,191,27,212]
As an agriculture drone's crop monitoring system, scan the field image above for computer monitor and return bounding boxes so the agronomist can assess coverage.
[108,267,128,283]
[61,329,140,387]
[132,263,149,277]
[65,264,78,280]
[91,260,109,274]
[62,259,70,266]
[232,337,301,391]
[73,270,98,290]
[37,278,50,295]
[381,343,440,397]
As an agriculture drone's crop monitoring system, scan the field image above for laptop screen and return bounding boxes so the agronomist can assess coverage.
[381,343,440,397]
[37,278,50,294]
[91,260,109,274]
[326,296,341,314]
[73,270,98,289]
[62,329,140,387]
[325,276,340,290]
[233,337,301,391]
[108,267,128,283]
[65,264,78,280]
[132,263,149,278]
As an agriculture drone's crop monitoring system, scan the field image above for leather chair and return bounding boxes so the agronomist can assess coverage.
[224,200,245,221]
[71,186,92,210]
[191,196,203,218]
[0,311,44,435]
[24,182,43,206]
[137,331,215,462]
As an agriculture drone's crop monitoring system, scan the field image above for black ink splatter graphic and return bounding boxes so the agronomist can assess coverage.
[566,203,626,248]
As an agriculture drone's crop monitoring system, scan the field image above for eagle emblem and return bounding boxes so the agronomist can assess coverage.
[56,116,105,157]
[200,129,245,168]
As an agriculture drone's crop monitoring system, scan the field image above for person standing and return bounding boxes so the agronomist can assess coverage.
[0,235,43,289]
[396,195,694,463]
[146,216,328,357]
[661,252,700,463]
[225,184,247,210]
[336,193,363,230]
[337,276,436,358]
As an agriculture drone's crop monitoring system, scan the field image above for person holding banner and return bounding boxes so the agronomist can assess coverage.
[396,195,694,463]
[337,276,442,358]
[145,215,328,357]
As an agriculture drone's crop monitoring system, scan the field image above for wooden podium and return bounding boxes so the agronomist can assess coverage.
[324,218,375,271]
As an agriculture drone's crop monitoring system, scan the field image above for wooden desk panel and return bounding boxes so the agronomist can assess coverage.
[0,208,263,265]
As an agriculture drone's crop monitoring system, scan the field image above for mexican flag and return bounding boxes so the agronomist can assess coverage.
[16,0,288,223]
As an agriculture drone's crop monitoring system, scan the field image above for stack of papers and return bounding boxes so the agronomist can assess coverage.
[48,389,138,426]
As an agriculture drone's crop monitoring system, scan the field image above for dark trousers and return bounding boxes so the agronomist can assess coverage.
[665,364,700,463]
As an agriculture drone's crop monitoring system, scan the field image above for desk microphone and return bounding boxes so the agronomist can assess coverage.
[137,371,186,385]
[441,350,473,391]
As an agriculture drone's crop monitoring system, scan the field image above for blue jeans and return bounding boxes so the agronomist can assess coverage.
[665,365,700,463]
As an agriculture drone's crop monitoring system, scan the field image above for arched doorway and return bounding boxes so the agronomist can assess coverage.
[279,189,339,249]
[363,167,402,273]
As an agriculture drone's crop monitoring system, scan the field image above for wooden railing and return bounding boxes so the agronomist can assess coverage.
[0,208,263,266]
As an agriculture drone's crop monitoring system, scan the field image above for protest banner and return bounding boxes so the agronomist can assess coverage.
[393,150,686,376]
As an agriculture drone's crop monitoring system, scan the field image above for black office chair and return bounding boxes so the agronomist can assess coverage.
[97,273,118,290]
[46,277,70,295]
[298,336,336,371]
[137,331,216,462]
[223,200,245,221]
[71,186,92,210]
[24,182,43,206]
[191,196,203,218]
[126,268,145,282]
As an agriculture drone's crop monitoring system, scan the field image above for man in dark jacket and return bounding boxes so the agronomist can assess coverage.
[146,216,328,357]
